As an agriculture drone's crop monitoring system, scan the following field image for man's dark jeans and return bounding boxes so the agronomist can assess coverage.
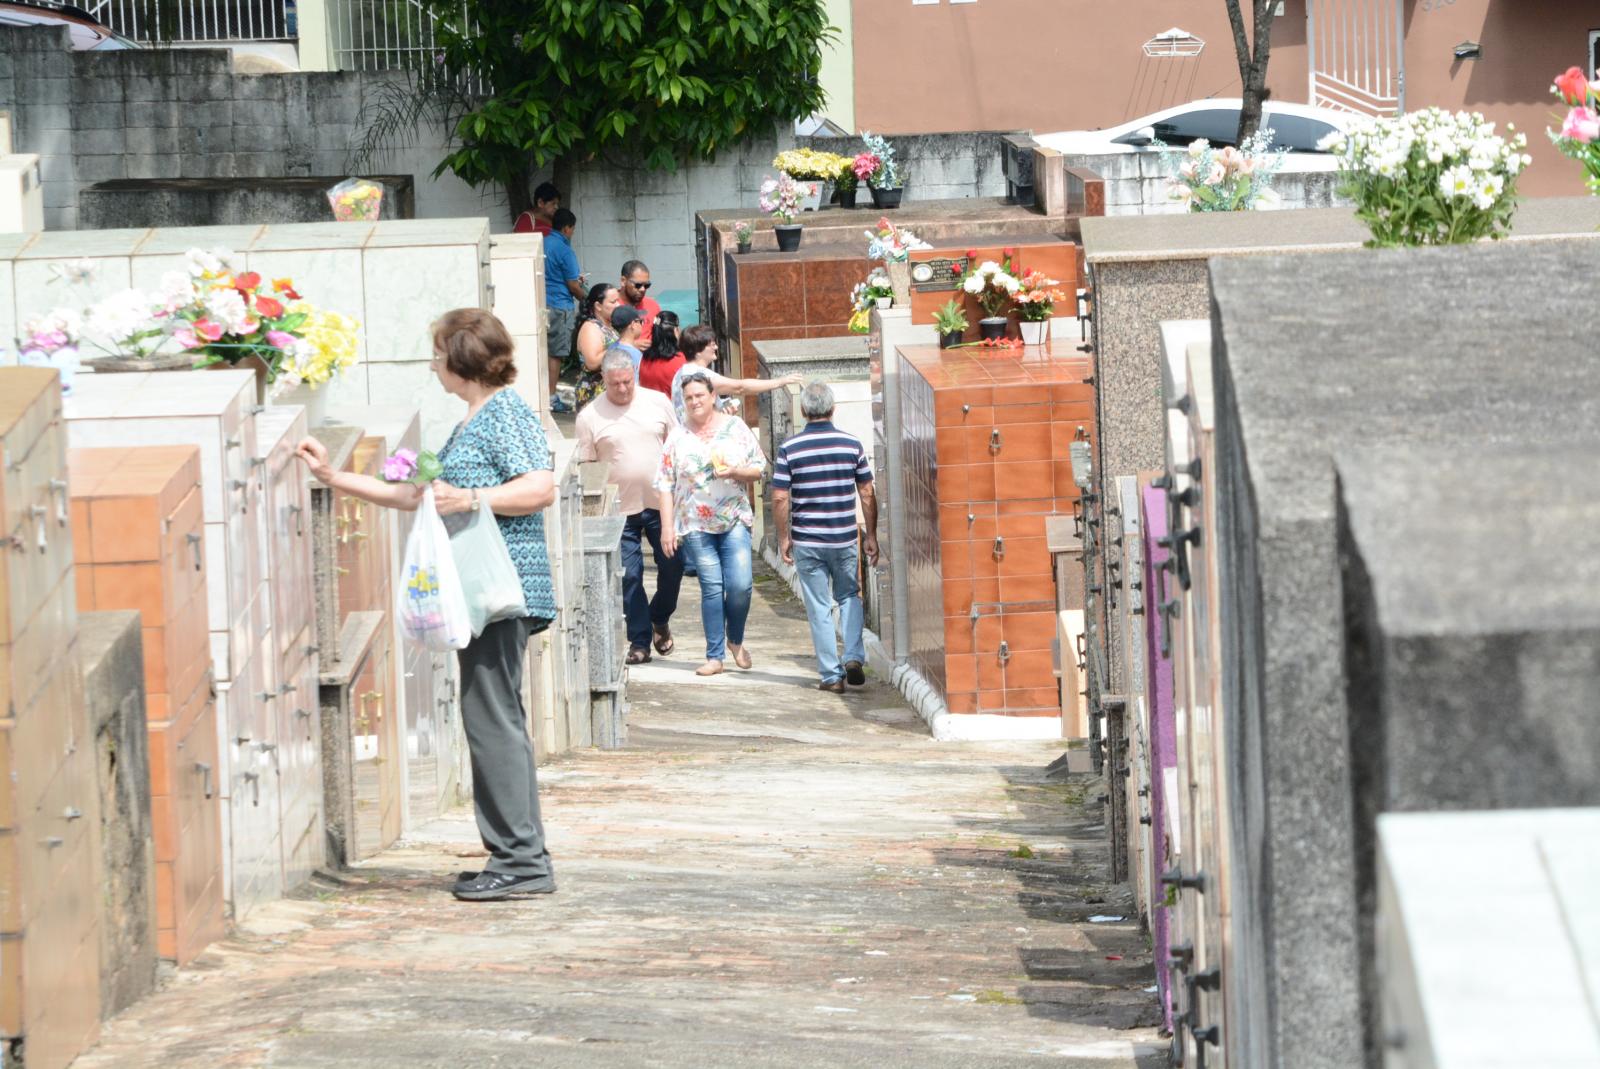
[620,508,684,650]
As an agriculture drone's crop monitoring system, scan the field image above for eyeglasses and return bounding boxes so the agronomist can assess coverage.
[627,279,651,291]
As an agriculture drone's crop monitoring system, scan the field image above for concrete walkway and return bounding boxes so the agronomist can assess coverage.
[76,565,1163,1068]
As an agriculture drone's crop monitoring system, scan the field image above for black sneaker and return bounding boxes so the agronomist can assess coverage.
[452,871,557,901]
[844,661,867,686]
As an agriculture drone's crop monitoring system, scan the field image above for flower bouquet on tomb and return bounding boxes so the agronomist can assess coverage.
[1549,66,1600,194]
[328,178,386,222]
[1157,130,1286,213]
[959,255,1021,341]
[1012,270,1066,346]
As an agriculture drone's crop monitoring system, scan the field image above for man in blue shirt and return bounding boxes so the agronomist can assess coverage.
[544,207,585,413]
[772,382,880,692]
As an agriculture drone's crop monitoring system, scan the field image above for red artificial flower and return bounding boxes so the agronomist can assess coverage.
[233,271,262,292]
[1002,247,1017,258]
[272,278,301,300]
[193,317,225,342]
[254,294,285,318]
[965,248,978,260]
[1555,66,1590,105]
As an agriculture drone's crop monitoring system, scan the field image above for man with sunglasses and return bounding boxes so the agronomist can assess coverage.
[620,259,662,348]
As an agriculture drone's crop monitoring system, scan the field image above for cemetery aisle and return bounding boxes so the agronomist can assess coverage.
[74,567,1163,1069]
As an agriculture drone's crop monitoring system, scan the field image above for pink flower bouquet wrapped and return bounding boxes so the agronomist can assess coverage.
[328,178,386,222]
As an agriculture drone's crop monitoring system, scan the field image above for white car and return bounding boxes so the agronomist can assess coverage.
[1036,99,1359,156]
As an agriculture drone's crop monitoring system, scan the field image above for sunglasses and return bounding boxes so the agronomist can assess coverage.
[627,279,651,290]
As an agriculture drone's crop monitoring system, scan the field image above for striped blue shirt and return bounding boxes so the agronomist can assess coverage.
[772,421,871,548]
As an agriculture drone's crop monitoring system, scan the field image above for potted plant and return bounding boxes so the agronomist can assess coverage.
[773,149,845,211]
[934,299,968,349]
[833,156,859,209]
[960,258,1021,341]
[864,269,895,309]
[1157,131,1287,212]
[734,220,754,254]
[759,174,807,251]
[1322,107,1528,247]
[859,132,904,209]
[1012,270,1066,346]
[1549,65,1600,193]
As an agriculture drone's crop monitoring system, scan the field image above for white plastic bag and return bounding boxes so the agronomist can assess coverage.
[396,489,472,651]
[450,494,527,636]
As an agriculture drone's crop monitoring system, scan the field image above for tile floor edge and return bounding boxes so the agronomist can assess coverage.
[759,544,1062,743]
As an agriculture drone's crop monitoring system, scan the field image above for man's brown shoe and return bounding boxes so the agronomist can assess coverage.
[844,661,866,686]
[818,679,845,693]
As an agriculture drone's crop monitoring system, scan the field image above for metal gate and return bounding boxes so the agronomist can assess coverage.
[83,0,292,43]
[1307,0,1405,116]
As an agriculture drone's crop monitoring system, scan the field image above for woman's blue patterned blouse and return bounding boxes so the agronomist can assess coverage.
[438,389,557,622]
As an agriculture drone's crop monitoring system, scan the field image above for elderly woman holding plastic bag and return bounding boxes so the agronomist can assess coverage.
[295,308,559,902]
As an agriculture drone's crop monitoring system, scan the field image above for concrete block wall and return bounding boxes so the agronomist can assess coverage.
[1058,149,1345,216]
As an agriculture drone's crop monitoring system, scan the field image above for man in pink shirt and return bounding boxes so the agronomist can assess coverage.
[575,349,683,664]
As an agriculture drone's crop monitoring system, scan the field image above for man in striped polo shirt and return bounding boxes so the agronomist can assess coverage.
[771,382,880,693]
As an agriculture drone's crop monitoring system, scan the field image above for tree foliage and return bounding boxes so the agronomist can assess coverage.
[424,0,835,201]
[1224,0,1275,144]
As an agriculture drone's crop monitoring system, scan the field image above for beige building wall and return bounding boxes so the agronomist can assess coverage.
[850,0,1588,197]
[819,0,856,132]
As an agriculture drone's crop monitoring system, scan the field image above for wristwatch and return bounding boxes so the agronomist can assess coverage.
[470,488,480,511]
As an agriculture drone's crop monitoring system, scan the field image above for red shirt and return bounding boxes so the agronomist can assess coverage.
[638,352,685,396]
[513,211,553,236]
[630,295,662,348]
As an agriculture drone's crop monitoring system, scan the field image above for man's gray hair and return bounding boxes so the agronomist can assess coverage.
[600,348,636,376]
[799,381,835,420]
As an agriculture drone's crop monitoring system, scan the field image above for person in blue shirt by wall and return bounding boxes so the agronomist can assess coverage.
[544,208,586,413]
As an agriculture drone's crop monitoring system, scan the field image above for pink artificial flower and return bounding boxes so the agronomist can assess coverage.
[193,317,225,342]
[382,448,418,482]
[1205,161,1228,186]
[1561,105,1600,143]
[173,327,203,350]
[853,153,880,181]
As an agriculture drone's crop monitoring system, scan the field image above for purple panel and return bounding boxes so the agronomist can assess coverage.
[1142,485,1178,1033]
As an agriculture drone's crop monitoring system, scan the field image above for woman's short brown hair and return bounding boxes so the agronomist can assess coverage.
[431,308,517,387]
[679,323,716,360]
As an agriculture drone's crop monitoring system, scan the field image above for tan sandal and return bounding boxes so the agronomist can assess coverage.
[695,660,724,677]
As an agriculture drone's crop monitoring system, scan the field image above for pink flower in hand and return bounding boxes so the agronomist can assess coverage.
[382,447,418,482]
[1561,105,1600,143]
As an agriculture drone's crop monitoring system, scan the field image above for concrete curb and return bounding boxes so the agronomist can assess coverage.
[760,545,1061,742]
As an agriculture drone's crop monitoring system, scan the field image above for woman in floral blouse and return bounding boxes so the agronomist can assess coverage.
[656,371,767,676]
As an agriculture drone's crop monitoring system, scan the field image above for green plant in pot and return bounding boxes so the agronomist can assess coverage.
[734,220,753,253]
[759,173,806,252]
[934,299,969,349]
[834,157,859,209]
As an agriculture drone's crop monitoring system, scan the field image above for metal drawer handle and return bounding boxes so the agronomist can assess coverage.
[48,479,69,525]
[30,505,47,552]
[225,436,241,450]
[235,733,252,745]
[62,806,83,821]
[998,641,1011,665]
[186,531,202,570]
[40,836,64,848]
[288,502,304,536]
[992,536,1005,559]
[195,761,214,799]
[295,707,313,741]
[303,644,320,657]
[279,682,296,696]
[242,770,261,806]
[257,690,278,703]
[989,429,1002,454]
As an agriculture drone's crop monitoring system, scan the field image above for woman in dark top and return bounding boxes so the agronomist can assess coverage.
[573,283,621,411]
[637,310,684,396]
[296,309,559,902]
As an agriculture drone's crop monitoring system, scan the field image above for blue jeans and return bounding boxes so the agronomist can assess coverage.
[793,543,865,684]
[681,524,753,661]
[620,509,684,650]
